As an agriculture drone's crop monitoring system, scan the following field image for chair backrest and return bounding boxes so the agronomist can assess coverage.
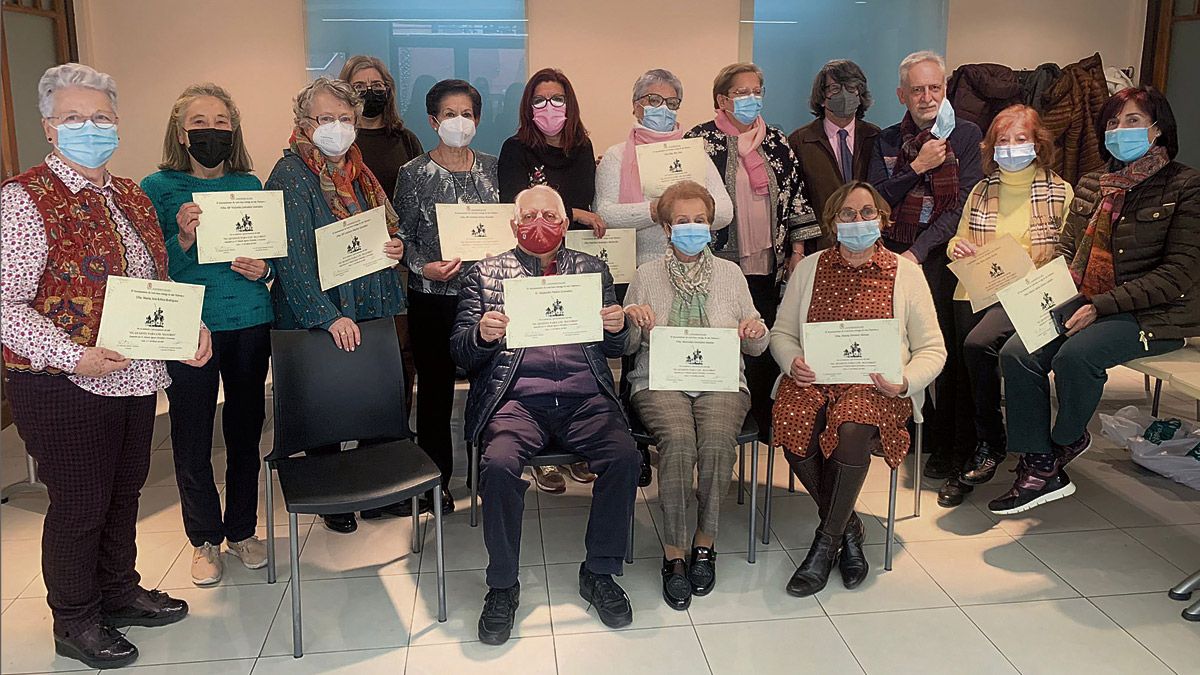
[268,318,412,460]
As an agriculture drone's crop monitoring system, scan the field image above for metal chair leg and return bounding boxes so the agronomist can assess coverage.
[411,496,422,554]
[469,442,480,528]
[265,460,276,584]
[747,442,759,564]
[1169,569,1200,601]
[737,442,746,505]
[289,512,303,658]
[1152,378,1163,417]
[433,486,447,622]
[884,467,898,571]
[913,423,924,517]
[625,509,635,564]
[788,469,795,493]
[762,440,774,546]
[0,453,47,504]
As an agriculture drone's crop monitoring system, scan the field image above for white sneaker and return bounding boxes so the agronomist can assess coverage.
[227,536,269,570]
[191,543,223,586]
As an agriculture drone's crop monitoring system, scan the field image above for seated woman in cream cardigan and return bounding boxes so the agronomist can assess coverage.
[770,181,945,598]
[623,180,768,612]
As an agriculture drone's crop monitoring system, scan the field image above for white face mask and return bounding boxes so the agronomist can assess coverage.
[437,115,476,148]
[311,120,356,157]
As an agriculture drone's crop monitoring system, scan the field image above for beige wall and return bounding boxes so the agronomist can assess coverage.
[946,0,1147,74]
[74,0,308,181]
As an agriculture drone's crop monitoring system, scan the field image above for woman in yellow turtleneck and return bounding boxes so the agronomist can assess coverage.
[938,104,1073,508]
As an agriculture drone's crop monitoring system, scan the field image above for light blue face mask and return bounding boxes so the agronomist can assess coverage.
[641,104,677,133]
[731,95,763,125]
[931,97,956,139]
[55,121,119,169]
[1105,125,1155,163]
[994,143,1037,173]
[836,219,881,253]
[669,222,711,256]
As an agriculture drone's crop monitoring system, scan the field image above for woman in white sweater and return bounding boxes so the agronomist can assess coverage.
[623,181,767,611]
[595,69,732,269]
[770,181,945,598]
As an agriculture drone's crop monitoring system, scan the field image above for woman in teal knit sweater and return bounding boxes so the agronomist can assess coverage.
[141,84,274,588]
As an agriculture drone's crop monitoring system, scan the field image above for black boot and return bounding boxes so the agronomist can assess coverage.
[789,451,826,518]
[839,514,869,589]
[820,457,870,590]
[786,532,840,597]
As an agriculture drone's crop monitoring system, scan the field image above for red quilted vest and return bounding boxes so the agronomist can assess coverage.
[2,162,168,373]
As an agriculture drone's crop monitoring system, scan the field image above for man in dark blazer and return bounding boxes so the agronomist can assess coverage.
[788,60,881,254]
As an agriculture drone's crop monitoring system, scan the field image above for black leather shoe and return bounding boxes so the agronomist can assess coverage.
[688,546,716,596]
[922,454,958,480]
[478,582,520,646]
[960,442,1007,486]
[103,589,189,628]
[579,563,633,628]
[786,532,840,598]
[661,558,691,610]
[322,513,358,533]
[362,500,415,520]
[55,622,138,669]
[937,476,974,507]
[637,446,653,488]
[839,515,869,589]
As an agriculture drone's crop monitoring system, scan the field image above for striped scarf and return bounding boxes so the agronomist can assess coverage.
[664,248,714,327]
[289,127,399,233]
[966,168,1066,265]
[891,112,959,243]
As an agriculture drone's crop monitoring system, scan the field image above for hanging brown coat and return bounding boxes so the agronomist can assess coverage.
[1040,53,1109,184]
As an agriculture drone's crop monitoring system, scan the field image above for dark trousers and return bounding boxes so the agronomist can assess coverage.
[165,323,270,547]
[480,394,639,588]
[394,314,416,417]
[957,302,1014,448]
[1000,313,1184,454]
[6,372,155,636]
[409,290,460,486]
[744,274,780,435]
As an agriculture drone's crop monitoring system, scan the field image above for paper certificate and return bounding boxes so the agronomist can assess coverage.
[948,235,1036,313]
[314,206,394,291]
[565,229,637,284]
[802,319,904,385]
[436,203,517,261]
[193,190,288,264]
[996,256,1078,352]
[502,273,603,349]
[635,137,709,198]
[96,276,205,360]
[649,327,740,392]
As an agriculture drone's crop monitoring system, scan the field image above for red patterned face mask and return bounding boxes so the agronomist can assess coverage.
[517,217,564,254]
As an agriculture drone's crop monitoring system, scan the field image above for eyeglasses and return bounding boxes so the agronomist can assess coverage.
[636,94,682,111]
[306,114,355,126]
[46,111,117,129]
[351,81,389,94]
[823,82,862,96]
[836,205,879,223]
[531,95,567,109]
[518,209,565,224]
[727,87,765,98]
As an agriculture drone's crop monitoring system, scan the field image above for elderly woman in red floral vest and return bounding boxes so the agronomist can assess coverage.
[1,63,211,670]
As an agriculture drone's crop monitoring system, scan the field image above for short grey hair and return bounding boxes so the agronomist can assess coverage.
[292,76,363,124]
[37,63,118,118]
[632,68,682,103]
[898,51,946,86]
[513,185,567,222]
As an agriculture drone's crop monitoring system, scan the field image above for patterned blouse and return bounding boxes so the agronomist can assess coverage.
[394,152,499,297]
[0,154,170,397]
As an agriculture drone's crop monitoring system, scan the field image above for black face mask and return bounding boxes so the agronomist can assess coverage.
[361,90,389,118]
[186,128,234,169]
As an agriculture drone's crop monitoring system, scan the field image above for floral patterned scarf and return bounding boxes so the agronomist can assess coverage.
[289,126,398,233]
[664,247,714,327]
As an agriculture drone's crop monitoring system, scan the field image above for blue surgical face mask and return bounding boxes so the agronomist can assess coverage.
[641,104,677,133]
[669,222,711,256]
[1105,124,1155,163]
[930,97,956,139]
[731,95,763,125]
[994,142,1037,173]
[55,121,119,169]
[836,219,881,253]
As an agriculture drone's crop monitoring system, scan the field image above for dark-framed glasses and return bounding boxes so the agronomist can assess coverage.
[636,93,682,111]
[836,205,879,223]
[824,82,862,96]
[531,95,567,109]
[47,111,117,129]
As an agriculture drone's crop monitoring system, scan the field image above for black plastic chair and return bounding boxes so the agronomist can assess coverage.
[627,406,762,562]
[264,318,446,658]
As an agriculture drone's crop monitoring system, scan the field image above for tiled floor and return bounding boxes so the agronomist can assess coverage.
[1,368,1198,674]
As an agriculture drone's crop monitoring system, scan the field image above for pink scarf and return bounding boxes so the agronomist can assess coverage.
[618,123,685,203]
[714,109,769,196]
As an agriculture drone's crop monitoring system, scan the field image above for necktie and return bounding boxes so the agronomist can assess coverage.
[837,128,853,184]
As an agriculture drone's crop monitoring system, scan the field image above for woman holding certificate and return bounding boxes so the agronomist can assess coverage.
[266,77,407,534]
[141,84,274,585]
[623,181,768,610]
[770,181,945,597]
[395,79,499,511]
[936,105,1073,508]
[1,63,207,669]
[985,86,1198,516]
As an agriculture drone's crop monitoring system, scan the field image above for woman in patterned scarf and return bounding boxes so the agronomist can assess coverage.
[265,77,407,534]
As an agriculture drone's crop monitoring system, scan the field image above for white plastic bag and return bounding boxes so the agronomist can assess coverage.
[1099,406,1200,490]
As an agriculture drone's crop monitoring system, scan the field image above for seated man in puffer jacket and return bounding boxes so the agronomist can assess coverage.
[450,184,640,646]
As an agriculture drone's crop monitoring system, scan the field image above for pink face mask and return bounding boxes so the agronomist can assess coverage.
[532,105,567,136]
